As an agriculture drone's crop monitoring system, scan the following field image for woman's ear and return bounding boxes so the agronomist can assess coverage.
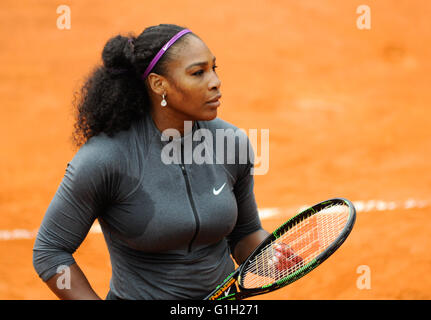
[147,73,168,96]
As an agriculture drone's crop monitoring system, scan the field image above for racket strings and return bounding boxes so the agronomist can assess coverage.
[241,204,349,289]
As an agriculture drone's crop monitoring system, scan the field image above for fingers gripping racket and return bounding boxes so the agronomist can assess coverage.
[204,198,356,300]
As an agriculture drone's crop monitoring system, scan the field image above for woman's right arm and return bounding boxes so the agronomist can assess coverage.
[33,143,115,300]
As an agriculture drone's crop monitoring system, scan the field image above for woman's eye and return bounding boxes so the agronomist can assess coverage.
[193,70,204,76]
[192,65,218,76]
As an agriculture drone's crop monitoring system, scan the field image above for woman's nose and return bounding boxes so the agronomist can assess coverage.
[209,72,221,90]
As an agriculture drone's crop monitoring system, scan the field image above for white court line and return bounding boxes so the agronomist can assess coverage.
[0,199,428,241]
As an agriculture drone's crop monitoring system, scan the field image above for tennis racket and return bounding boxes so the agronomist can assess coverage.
[204,197,356,300]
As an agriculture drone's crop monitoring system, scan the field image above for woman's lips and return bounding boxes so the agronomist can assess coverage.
[206,100,221,107]
[206,94,221,107]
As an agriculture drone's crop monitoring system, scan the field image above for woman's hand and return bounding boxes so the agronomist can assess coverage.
[269,243,304,272]
[45,263,102,300]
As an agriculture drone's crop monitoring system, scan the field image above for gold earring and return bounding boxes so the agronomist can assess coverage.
[161,93,167,107]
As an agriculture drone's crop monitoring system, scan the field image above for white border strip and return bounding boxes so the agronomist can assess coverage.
[1,199,428,241]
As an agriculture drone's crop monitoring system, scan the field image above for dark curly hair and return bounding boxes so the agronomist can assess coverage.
[71,23,196,148]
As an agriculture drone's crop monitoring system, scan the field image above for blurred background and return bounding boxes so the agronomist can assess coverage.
[0,0,430,299]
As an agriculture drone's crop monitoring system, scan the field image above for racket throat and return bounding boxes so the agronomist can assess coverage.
[204,269,240,300]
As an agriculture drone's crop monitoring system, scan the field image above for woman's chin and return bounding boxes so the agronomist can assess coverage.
[200,105,219,121]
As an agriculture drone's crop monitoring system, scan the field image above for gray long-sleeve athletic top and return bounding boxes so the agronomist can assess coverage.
[32,112,262,299]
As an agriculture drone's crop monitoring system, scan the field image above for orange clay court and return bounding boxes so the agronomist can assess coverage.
[0,0,430,300]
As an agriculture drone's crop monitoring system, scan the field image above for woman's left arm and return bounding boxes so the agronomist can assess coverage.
[232,228,269,265]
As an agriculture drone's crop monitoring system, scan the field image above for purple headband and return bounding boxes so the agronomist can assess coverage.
[142,29,192,80]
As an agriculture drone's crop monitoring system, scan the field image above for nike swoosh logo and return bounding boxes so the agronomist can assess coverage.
[162,41,171,51]
[224,286,231,297]
[213,182,226,195]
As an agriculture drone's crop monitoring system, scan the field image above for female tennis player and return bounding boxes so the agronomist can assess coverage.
[32,24,294,300]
